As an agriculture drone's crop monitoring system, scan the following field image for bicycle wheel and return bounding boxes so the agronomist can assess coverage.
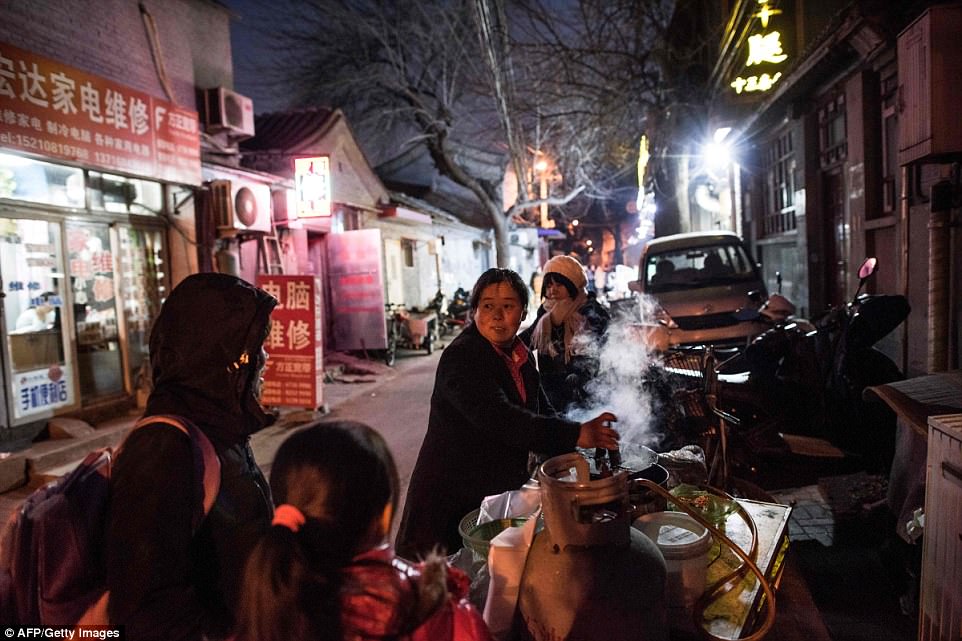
[424,332,434,355]
[385,325,398,366]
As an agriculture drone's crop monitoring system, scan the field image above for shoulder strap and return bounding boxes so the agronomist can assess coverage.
[129,415,222,519]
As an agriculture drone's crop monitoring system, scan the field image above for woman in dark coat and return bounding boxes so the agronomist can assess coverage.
[395,268,618,559]
[107,273,278,641]
[521,255,610,414]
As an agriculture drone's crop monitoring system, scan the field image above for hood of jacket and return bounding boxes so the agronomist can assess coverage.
[145,273,278,443]
[340,547,454,639]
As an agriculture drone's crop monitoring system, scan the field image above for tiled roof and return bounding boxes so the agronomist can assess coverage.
[375,143,497,229]
[239,107,336,152]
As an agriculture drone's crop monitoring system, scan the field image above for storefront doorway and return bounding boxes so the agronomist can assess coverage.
[116,225,166,397]
[65,222,124,399]
[0,217,74,422]
[1,215,168,433]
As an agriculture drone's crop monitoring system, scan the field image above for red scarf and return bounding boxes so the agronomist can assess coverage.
[494,339,529,404]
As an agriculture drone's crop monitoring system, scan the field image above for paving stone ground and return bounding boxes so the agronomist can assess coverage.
[771,484,836,546]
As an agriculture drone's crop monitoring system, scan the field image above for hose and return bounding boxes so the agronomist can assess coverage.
[635,480,777,641]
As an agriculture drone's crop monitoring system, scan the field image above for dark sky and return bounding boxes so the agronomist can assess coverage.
[223,0,289,115]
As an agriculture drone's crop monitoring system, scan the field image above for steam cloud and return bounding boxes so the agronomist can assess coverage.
[564,294,668,455]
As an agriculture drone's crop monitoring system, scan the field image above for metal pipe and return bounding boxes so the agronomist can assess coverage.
[951,207,959,370]
[928,209,950,371]
[900,165,910,373]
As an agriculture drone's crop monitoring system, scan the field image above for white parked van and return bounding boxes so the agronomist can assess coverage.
[628,231,768,347]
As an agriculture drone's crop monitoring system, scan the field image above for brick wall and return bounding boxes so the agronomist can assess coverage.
[0,0,235,285]
[0,0,232,109]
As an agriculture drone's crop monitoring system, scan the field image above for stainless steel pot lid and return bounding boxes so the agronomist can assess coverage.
[580,442,658,473]
[617,442,658,471]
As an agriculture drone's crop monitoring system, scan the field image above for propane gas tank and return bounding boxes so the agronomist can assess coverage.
[518,452,668,641]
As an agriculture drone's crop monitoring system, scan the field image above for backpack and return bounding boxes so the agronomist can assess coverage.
[0,414,221,626]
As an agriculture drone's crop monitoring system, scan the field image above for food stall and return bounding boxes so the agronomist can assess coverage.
[457,447,792,641]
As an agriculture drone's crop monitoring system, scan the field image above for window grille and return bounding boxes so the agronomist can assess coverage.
[761,129,797,236]
[818,94,847,168]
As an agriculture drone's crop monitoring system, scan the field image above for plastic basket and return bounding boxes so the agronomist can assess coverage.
[458,508,528,558]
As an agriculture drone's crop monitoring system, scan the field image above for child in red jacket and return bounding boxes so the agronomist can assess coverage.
[233,421,492,641]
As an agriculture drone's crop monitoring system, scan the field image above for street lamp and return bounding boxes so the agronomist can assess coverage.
[702,141,731,172]
[703,127,733,176]
[696,126,741,236]
[533,153,554,228]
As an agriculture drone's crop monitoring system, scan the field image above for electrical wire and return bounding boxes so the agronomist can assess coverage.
[139,2,177,104]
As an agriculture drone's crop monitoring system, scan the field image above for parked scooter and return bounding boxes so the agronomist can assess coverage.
[445,287,471,330]
[426,289,451,337]
[743,257,910,470]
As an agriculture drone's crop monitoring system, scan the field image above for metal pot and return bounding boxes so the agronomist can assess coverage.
[627,462,670,517]
[587,444,669,516]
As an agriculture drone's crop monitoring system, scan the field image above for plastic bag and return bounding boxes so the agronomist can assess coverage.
[482,513,539,641]
[478,480,541,524]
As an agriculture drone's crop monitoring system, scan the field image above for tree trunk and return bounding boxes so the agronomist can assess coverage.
[489,204,511,267]
[610,222,624,266]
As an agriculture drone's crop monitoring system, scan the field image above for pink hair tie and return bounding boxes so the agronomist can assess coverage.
[272,504,306,532]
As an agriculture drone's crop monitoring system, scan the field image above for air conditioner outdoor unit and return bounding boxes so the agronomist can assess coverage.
[209,179,272,235]
[271,189,296,226]
[202,87,255,139]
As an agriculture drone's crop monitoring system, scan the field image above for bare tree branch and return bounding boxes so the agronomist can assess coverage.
[260,0,675,265]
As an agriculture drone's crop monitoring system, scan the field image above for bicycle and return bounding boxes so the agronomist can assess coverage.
[384,303,403,366]
[659,346,781,492]
[384,302,436,367]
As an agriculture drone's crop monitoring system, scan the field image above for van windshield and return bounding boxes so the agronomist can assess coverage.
[644,243,757,292]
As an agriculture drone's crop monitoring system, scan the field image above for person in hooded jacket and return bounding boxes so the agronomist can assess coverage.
[234,421,492,641]
[520,255,610,414]
[106,273,277,641]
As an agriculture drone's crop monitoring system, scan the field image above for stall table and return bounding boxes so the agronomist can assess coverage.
[671,498,791,639]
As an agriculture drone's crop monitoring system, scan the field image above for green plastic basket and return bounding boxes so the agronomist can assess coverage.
[458,508,528,558]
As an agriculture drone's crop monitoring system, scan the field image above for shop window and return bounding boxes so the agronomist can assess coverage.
[401,238,416,268]
[117,225,167,392]
[88,171,163,215]
[0,153,85,208]
[879,73,900,217]
[818,94,847,168]
[66,222,124,400]
[761,129,797,237]
[0,218,76,420]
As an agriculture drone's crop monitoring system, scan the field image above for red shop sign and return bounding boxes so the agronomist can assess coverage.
[256,274,323,409]
[0,41,201,185]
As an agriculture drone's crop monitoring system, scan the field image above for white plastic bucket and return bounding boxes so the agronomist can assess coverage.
[633,512,712,609]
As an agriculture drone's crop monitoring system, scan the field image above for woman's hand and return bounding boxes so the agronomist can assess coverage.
[576,412,619,449]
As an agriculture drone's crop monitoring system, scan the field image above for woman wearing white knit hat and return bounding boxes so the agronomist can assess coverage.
[520,254,610,413]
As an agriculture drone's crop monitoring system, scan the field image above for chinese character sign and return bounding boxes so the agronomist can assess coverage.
[13,365,74,420]
[294,156,332,218]
[729,0,793,97]
[0,42,200,184]
[327,229,388,352]
[256,274,323,409]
